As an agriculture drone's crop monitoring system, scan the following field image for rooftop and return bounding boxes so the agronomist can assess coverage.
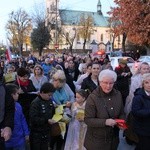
[59,9,109,27]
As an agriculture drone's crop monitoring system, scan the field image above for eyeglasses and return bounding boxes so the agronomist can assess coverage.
[101,81,114,86]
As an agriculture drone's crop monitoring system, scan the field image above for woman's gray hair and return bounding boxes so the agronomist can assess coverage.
[53,70,66,83]
[142,73,150,83]
[98,69,117,82]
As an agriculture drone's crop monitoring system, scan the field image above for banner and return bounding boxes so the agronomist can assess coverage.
[5,46,12,62]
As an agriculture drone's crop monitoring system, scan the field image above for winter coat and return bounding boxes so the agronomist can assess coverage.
[115,65,132,104]
[5,102,29,148]
[0,84,14,130]
[42,63,53,76]
[15,79,37,125]
[63,64,80,81]
[84,87,124,150]
[29,96,55,134]
[132,88,150,136]
[81,74,98,93]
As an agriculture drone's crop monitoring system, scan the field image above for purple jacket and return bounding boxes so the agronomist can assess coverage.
[5,102,29,148]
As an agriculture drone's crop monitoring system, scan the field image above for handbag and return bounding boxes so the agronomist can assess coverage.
[51,122,61,137]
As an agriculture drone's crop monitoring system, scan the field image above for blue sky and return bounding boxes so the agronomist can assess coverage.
[0,0,115,44]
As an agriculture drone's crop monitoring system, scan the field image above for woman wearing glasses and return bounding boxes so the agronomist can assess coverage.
[84,69,124,150]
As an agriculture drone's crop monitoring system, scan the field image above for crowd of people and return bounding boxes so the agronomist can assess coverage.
[0,52,150,150]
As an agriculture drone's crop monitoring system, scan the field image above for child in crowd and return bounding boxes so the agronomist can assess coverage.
[5,84,29,150]
[64,89,89,150]
[29,82,56,150]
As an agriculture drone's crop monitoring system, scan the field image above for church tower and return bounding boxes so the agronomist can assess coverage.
[97,0,102,15]
[46,0,60,28]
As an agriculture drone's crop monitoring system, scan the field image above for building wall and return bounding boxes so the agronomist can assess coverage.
[46,0,122,52]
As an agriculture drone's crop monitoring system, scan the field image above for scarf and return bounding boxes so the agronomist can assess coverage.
[17,78,29,87]
[53,87,69,105]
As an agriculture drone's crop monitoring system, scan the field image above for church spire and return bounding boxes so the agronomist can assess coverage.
[97,0,102,15]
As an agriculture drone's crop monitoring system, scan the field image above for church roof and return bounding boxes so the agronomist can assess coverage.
[59,9,109,27]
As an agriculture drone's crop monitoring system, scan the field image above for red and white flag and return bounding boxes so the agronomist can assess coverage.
[5,46,12,62]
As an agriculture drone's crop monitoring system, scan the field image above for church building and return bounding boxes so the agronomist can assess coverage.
[46,0,122,52]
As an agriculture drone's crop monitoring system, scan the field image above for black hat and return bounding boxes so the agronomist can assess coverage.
[17,67,29,77]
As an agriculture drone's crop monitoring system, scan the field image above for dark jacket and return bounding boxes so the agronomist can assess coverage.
[115,65,132,104]
[63,65,80,81]
[81,74,98,93]
[132,88,150,136]
[0,84,15,130]
[15,79,37,125]
[84,87,124,150]
[0,67,14,130]
[115,65,132,91]
[29,96,55,134]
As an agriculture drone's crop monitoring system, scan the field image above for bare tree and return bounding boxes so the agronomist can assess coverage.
[5,8,32,55]
[78,13,94,51]
[60,27,77,53]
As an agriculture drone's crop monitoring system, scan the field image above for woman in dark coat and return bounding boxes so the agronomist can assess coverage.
[81,63,101,93]
[132,73,150,150]
[15,67,37,125]
[84,69,124,150]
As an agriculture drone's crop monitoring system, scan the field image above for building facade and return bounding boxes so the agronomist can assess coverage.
[46,0,122,52]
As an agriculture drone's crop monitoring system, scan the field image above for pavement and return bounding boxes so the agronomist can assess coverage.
[118,130,135,150]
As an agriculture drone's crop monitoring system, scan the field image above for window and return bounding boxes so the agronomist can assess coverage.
[110,34,112,42]
[53,33,55,38]
[47,8,49,13]
[100,34,103,42]
[118,35,120,42]
[77,34,80,41]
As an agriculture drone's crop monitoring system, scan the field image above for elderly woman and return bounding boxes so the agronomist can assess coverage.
[52,69,75,105]
[84,69,124,150]
[30,65,48,91]
[132,73,150,150]
[50,70,75,150]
